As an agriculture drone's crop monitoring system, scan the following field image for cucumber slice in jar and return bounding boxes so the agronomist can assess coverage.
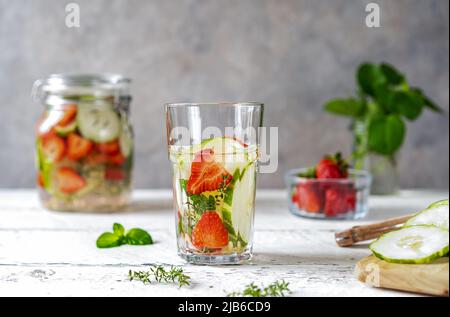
[405,200,449,231]
[55,121,77,137]
[370,225,449,264]
[119,125,133,157]
[77,103,121,143]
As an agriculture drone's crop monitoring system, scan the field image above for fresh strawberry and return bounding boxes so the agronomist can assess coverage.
[109,152,126,165]
[297,182,322,213]
[187,149,232,195]
[37,172,45,188]
[67,133,93,160]
[324,187,348,216]
[55,104,77,127]
[291,188,299,205]
[105,168,125,181]
[316,152,349,179]
[96,140,120,155]
[56,167,86,193]
[192,211,229,249]
[345,186,357,211]
[86,151,110,165]
[41,133,65,162]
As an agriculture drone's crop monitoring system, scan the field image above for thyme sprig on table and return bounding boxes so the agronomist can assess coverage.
[129,265,191,288]
[227,280,291,297]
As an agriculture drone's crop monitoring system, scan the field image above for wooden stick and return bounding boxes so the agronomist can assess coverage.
[335,214,414,247]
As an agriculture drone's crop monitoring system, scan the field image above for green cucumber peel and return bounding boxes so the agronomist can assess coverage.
[36,139,53,191]
[428,199,449,209]
[370,225,449,264]
[55,121,77,137]
[405,199,449,231]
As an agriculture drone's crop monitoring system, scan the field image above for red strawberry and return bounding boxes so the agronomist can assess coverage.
[316,152,349,179]
[345,186,357,211]
[192,211,229,249]
[297,182,322,213]
[55,104,77,127]
[42,133,65,162]
[187,149,232,195]
[56,167,86,193]
[86,151,110,165]
[96,140,120,155]
[324,187,348,216]
[37,172,45,188]
[291,188,299,205]
[109,152,126,165]
[105,168,125,181]
[67,133,93,160]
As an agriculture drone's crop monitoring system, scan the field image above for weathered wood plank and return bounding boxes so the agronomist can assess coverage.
[0,264,414,297]
[0,189,446,297]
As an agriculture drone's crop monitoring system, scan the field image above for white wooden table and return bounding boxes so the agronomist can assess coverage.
[0,189,447,297]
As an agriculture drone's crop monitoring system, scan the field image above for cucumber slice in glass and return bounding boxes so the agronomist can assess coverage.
[230,163,256,244]
[198,137,246,153]
[370,225,449,264]
[405,200,449,231]
[77,104,121,143]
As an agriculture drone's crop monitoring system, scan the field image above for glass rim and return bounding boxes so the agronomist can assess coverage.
[165,102,264,109]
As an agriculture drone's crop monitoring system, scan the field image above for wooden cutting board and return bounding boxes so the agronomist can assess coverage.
[355,255,449,296]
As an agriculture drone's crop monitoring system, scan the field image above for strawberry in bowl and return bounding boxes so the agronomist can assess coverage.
[286,153,371,220]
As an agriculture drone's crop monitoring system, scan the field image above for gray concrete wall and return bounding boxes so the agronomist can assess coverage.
[0,0,448,189]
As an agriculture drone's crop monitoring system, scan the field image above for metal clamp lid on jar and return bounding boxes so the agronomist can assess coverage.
[32,74,132,112]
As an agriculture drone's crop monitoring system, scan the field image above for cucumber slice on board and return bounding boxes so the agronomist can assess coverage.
[405,200,449,231]
[428,199,449,209]
[370,225,449,264]
[77,104,121,143]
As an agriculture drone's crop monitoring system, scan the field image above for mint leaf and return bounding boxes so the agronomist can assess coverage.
[113,223,125,236]
[412,87,443,113]
[391,91,423,121]
[380,63,405,85]
[126,228,153,245]
[357,63,386,97]
[324,98,365,117]
[96,232,123,248]
[97,224,153,248]
[368,115,406,155]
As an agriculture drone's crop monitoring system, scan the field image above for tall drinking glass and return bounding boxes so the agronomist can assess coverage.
[165,103,264,264]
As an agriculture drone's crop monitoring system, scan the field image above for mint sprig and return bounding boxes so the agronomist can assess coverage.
[324,62,442,159]
[96,223,153,248]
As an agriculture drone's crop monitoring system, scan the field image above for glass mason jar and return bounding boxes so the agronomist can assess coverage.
[166,102,263,265]
[32,74,134,212]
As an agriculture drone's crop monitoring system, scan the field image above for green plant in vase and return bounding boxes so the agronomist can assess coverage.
[324,62,442,194]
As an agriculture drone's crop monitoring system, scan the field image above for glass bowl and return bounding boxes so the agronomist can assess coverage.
[285,168,372,220]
